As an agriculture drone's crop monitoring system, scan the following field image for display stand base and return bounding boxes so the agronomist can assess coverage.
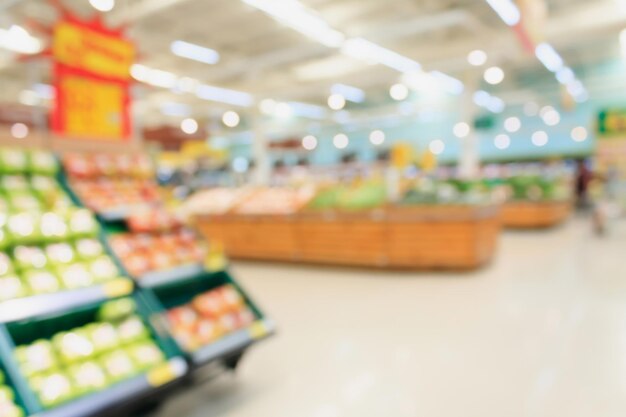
[502,201,572,229]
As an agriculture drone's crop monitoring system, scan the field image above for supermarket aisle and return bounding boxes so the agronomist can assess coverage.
[156,218,626,417]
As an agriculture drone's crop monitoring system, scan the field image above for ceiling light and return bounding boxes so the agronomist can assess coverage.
[177,77,199,93]
[369,130,385,145]
[429,139,445,155]
[160,102,191,117]
[494,134,510,150]
[288,102,327,119]
[453,122,470,138]
[484,66,504,85]
[130,64,177,88]
[274,102,293,118]
[242,0,345,48]
[333,133,349,149]
[171,40,220,65]
[11,123,28,139]
[390,84,409,101]
[485,0,521,26]
[556,67,575,85]
[196,84,254,107]
[302,135,318,150]
[331,84,365,103]
[430,71,465,95]
[260,99,277,114]
[535,43,564,72]
[487,97,505,113]
[341,37,421,73]
[539,106,555,118]
[473,90,491,107]
[524,102,539,116]
[531,131,548,147]
[328,94,346,110]
[0,25,42,54]
[89,0,115,11]
[571,126,588,142]
[222,111,240,127]
[181,118,199,134]
[33,84,55,100]
[504,117,521,133]
[468,50,487,66]
[542,109,560,126]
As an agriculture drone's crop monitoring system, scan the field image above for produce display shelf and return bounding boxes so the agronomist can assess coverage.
[139,263,206,289]
[196,205,501,270]
[34,357,188,417]
[502,200,572,229]
[0,278,134,324]
[190,319,275,365]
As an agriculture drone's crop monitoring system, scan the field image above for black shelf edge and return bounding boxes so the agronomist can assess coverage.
[35,357,188,417]
[0,279,134,323]
[191,319,275,365]
[139,264,207,288]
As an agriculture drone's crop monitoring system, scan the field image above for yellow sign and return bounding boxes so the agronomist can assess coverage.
[102,278,134,298]
[60,74,126,139]
[146,363,177,387]
[53,21,134,80]
[391,143,413,168]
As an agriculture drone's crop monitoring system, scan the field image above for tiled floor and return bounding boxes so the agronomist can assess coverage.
[156,216,626,417]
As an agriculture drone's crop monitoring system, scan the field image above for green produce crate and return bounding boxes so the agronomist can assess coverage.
[144,270,274,368]
[0,291,188,417]
[0,357,29,417]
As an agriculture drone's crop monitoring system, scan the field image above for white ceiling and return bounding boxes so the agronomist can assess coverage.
[0,0,624,132]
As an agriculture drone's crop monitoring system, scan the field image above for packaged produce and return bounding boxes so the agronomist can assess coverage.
[166,284,255,352]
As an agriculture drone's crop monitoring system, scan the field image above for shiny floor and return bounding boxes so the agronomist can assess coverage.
[156,216,626,417]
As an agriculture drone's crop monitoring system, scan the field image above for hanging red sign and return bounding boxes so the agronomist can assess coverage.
[50,11,135,141]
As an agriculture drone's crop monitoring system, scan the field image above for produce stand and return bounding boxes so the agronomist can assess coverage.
[501,200,572,229]
[196,205,501,270]
[144,270,275,369]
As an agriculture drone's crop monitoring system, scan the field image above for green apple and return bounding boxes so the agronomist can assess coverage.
[67,361,108,395]
[1,176,29,191]
[100,350,137,382]
[85,322,119,353]
[0,275,27,301]
[52,330,95,365]
[0,148,28,174]
[56,264,94,290]
[13,246,48,270]
[0,385,15,403]
[0,253,14,276]
[0,403,24,417]
[36,372,74,409]
[9,193,42,212]
[116,316,149,344]
[45,243,76,265]
[88,257,119,283]
[6,213,39,245]
[29,150,58,176]
[127,341,165,371]
[74,239,105,260]
[30,176,57,193]
[68,209,99,238]
[22,270,60,295]
[40,212,69,242]
[98,298,137,322]
[15,340,58,377]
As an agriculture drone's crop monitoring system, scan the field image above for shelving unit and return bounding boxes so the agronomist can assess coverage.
[502,200,572,228]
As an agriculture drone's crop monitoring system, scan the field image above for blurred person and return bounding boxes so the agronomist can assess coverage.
[574,159,593,209]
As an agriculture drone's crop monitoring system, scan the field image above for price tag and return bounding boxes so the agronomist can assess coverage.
[102,278,133,298]
[248,321,268,340]
[204,243,227,272]
[146,362,176,387]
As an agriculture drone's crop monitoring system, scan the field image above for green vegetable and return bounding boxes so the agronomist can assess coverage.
[127,341,165,371]
[98,298,137,322]
[15,340,58,377]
